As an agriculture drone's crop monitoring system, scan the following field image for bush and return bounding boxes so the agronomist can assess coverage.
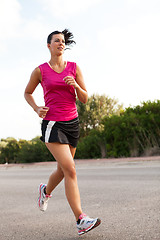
[0,137,54,164]
[75,130,101,159]
[16,137,54,163]
[102,100,160,157]
[0,138,20,163]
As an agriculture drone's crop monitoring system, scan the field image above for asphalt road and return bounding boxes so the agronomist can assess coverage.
[0,157,160,240]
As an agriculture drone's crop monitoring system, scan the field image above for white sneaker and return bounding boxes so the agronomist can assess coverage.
[38,183,52,211]
[77,213,101,235]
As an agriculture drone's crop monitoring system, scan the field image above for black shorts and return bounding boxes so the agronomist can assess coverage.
[40,117,80,148]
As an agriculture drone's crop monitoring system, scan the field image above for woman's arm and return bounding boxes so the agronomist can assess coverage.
[63,65,88,104]
[24,67,49,118]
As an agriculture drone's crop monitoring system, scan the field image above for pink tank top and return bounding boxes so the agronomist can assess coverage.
[39,61,78,121]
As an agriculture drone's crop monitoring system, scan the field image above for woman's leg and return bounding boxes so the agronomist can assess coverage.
[46,163,64,195]
[69,145,77,158]
[46,142,82,221]
[45,145,76,195]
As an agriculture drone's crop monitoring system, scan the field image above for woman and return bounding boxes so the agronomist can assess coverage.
[24,29,101,235]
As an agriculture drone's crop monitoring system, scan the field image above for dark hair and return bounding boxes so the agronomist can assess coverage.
[47,29,76,48]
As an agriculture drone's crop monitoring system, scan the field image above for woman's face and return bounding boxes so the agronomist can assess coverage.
[48,34,65,55]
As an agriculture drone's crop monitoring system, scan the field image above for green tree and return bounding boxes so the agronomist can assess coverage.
[16,137,53,163]
[76,94,123,158]
[77,94,123,138]
[0,138,20,163]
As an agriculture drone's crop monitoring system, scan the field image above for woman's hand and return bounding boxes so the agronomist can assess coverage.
[35,106,49,118]
[63,76,79,89]
[63,65,88,104]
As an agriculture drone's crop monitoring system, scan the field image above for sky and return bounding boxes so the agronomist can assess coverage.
[0,0,160,140]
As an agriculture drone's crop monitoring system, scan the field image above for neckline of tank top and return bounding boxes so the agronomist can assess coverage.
[47,61,68,74]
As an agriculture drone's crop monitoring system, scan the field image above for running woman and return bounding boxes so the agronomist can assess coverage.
[24,29,101,235]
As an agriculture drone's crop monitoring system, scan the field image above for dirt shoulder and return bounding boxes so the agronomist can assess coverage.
[0,155,160,169]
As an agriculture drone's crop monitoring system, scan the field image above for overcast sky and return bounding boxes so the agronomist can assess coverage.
[0,0,160,140]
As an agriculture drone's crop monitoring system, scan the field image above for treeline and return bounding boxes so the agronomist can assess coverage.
[0,95,160,163]
[76,99,160,159]
[0,137,53,164]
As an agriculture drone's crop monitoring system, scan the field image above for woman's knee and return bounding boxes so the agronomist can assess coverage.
[63,161,76,179]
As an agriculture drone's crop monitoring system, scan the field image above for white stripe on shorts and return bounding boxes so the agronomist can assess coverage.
[45,121,56,143]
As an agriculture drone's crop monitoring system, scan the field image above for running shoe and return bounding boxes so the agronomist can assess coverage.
[77,213,101,235]
[38,183,52,211]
